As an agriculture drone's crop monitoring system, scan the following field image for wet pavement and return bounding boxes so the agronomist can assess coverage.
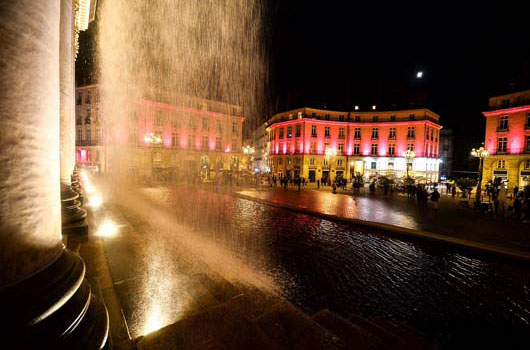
[87,181,530,348]
[238,186,530,256]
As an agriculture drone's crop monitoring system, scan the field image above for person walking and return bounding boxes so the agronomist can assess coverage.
[513,193,523,220]
[317,179,320,189]
[451,185,456,199]
[514,186,519,199]
[430,188,441,211]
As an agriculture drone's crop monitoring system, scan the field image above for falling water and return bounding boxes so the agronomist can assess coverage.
[97,0,271,335]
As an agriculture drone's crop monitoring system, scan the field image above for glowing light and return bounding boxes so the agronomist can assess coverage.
[224,146,231,153]
[85,183,96,194]
[89,194,103,208]
[372,105,376,110]
[97,220,118,237]
[142,303,164,335]
[75,0,92,31]
[416,71,423,78]
[354,105,359,110]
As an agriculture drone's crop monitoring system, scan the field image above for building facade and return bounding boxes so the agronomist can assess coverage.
[75,84,245,181]
[267,107,442,183]
[482,90,530,190]
[439,128,454,180]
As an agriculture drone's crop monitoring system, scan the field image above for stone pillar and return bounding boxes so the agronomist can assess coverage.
[60,0,87,235]
[0,1,107,348]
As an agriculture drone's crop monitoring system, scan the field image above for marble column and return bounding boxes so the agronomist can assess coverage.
[0,1,108,348]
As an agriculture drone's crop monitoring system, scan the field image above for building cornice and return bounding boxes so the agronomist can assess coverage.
[482,105,530,117]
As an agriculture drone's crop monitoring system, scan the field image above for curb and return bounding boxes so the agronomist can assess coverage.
[233,192,530,264]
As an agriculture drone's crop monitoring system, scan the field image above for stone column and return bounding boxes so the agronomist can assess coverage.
[60,0,87,235]
[0,1,107,348]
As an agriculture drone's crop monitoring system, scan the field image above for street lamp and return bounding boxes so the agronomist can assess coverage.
[144,132,162,145]
[403,149,415,178]
[471,146,489,204]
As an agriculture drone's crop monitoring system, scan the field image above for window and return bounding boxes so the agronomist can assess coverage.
[497,160,505,169]
[430,129,434,141]
[355,115,360,122]
[526,135,530,151]
[310,158,315,165]
[202,118,209,130]
[338,143,344,154]
[325,114,330,120]
[407,143,414,151]
[311,113,316,118]
[295,141,301,153]
[77,128,82,142]
[339,127,345,138]
[155,110,164,126]
[279,142,284,153]
[86,90,92,104]
[501,99,510,108]
[232,121,238,133]
[311,125,317,137]
[172,133,179,148]
[232,138,238,151]
[371,128,378,139]
[525,159,530,169]
[287,157,291,164]
[373,116,379,122]
[216,137,222,150]
[202,136,209,149]
[86,128,91,143]
[371,143,378,155]
[389,127,396,139]
[371,162,377,170]
[324,143,329,154]
[388,144,395,156]
[409,114,415,121]
[337,159,343,166]
[295,124,301,137]
[497,137,507,153]
[278,158,282,165]
[353,143,360,155]
[323,158,329,166]
[390,115,396,122]
[388,162,394,169]
[279,127,284,139]
[295,157,301,165]
[407,126,415,139]
[498,115,508,130]
[324,127,330,138]
[311,141,316,153]
[354,128,361,139]
[426,126,430,140]
[339,115,344,121]
[286,142,292,153]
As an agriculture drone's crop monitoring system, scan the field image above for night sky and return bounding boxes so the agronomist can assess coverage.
[77,0,530,172]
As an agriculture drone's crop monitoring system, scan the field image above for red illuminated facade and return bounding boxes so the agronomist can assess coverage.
[267,107,442,183]
[75,84,245,179]
[481,90,530,189]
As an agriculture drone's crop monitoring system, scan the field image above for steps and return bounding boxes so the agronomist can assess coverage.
[135,273,438,350]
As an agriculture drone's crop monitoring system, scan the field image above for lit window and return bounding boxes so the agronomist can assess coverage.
[339,128,345,138]
[390,115,396,122]
[310,158,315,165]
[337,159,343,166]
[371,162,377,170]
[338,143,344,154]
[407,143,414,151]
[407,127,415,139]
[388,144,395,156]
[371,143,378,155]
[388,162,394,169]
[371,128,378,139]
[354,128,361,139]
[287,126,292,138]
[324,127,330,138]
[311,125,317,137]
[497,159,505,169]
[389,128,396,139]
[373,115,379,122]
[353,143,360,155]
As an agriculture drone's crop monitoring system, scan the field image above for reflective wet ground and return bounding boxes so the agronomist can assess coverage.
[100,184,530,348]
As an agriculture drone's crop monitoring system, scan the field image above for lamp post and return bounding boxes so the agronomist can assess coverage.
[471,146,489,204]
[403,149,416,178]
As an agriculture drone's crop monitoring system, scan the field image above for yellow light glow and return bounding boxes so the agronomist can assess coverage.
[89,194,103,208]
[97,220,118,237]
[85,183,96,194]
[75,0,91,31]
[143,304,164,335]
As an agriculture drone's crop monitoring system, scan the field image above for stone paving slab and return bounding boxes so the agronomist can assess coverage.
[236,187,530,261]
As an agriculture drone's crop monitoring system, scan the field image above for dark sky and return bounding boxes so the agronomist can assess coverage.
[266,0,530,170]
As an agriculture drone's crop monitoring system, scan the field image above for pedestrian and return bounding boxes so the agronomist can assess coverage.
[369,181,376,195]
[514,186,519,199]
[317,179,320,189]
[332,181,337,194]
[451,185,456,199]
[513,193,523,220]
[430,188,440,211]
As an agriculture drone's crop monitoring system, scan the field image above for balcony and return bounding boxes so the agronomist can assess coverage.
[496,126,509,132]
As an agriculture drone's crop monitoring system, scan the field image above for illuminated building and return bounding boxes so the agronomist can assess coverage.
[267,107,442,183]
[75,84,245,180]
[482,90,530,190]
[440,128,454,179]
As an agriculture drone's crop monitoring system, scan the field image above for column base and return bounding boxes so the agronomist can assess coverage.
[0,249,109,349]
[61,184,88,236]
